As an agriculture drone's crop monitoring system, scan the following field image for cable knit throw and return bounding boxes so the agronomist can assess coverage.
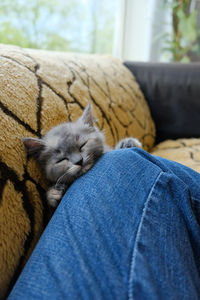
[151,138,200,173]
[0,44,155,298]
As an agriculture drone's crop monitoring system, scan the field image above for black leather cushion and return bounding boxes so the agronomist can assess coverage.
[124,62,200,143]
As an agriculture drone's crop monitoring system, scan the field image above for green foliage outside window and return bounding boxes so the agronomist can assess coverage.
[163,0,200,62]
[0,0,116,54]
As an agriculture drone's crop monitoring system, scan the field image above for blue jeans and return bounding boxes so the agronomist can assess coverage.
[8,149,200,300]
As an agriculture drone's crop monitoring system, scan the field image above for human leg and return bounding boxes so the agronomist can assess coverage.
[8,149,200,300]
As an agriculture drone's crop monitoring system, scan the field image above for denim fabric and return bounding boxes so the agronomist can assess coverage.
[8,149,200,300]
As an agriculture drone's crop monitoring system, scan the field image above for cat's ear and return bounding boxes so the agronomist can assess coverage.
[22,137,45,157]
[80,104,94,127]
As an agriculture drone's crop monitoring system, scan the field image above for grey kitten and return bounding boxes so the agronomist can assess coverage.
[23,104,142,207]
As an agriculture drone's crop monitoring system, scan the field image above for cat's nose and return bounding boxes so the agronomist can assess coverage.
[76,158,83,166]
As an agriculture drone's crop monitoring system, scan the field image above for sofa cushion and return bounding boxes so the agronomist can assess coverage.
[151,138,200,173]
[0,44,155,298]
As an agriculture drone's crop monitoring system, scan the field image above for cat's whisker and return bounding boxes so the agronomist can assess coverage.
[84,153,93,164]
[55,165,81,187]
[55,171,69,186]
[68,165,81,175]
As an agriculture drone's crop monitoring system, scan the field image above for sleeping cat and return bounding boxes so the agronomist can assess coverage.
[23,104,142,207]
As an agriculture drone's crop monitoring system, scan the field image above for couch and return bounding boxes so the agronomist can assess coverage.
[125,61,200,173]
[0,44,199,298]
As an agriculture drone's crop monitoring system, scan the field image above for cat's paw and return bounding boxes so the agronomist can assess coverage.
[115,137,142,150]
[46,187,64,207]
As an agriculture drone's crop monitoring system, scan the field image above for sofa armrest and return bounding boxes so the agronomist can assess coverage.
[124,61,200,143]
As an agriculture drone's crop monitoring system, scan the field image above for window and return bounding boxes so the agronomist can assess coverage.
[1,0,200,62]
[0,0,119,55]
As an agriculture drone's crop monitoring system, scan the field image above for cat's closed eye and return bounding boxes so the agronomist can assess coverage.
[56,158,68,164]
[79,141,87,151]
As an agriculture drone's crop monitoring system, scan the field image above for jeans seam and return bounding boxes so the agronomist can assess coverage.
[128,171,164,300]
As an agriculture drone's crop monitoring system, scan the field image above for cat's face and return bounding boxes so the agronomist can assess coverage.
[23,104,105,185]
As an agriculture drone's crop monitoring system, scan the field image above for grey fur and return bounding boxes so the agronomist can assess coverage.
[23,104,142,207]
